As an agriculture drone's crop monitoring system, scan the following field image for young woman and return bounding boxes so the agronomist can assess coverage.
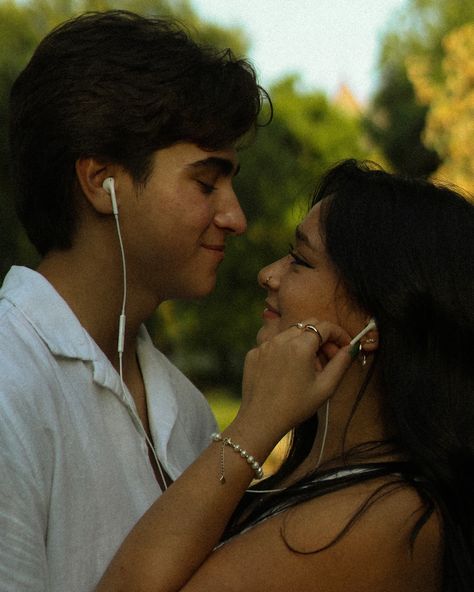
[96,160,474,592]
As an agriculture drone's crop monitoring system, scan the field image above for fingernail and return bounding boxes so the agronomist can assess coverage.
[349,342,360,359]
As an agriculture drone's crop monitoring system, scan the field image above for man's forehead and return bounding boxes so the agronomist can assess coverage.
[153,142,239,175]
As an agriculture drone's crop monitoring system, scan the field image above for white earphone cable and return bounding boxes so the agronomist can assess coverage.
[108,178,168,491]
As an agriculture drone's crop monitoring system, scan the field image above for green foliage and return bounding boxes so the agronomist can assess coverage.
[368,0,474,175]
[205,389,239,431]
[365,64,439,175]
[407,23,474,198]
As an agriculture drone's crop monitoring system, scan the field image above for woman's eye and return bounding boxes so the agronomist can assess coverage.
[197,180,217,194]
[288,244,313,268]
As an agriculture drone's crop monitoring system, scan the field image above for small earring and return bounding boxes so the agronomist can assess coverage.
[358,343,367,367]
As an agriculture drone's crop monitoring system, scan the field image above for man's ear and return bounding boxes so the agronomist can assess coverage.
[75,157,117,215]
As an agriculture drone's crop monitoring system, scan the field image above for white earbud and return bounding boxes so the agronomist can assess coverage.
[102,175,126,352]
[102,177,119,215]
[350,318,377,346]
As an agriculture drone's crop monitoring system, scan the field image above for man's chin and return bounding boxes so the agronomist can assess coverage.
[179,278,217,301]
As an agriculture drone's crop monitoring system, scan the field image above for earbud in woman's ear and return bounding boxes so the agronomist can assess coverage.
[350,318,377,346]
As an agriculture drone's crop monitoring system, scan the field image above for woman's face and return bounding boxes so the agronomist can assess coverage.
[257,202,366,344]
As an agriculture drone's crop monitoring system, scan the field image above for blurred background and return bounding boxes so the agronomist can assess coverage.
[1,0,473,437]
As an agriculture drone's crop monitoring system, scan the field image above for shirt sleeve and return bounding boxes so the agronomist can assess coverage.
[0,390,51,591]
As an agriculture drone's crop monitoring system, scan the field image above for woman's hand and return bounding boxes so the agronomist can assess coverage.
[239,319,352,440]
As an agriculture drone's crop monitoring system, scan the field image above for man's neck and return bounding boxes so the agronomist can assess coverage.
[36,248,158,369]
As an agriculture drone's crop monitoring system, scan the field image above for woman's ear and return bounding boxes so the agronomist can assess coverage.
[75,157,117,214]
[360,328,379,353]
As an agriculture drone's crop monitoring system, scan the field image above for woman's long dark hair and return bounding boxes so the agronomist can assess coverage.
[225,160,474,590]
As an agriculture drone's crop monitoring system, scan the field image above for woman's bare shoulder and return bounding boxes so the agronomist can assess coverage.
[182,477,443,592]
[283,476,443,559]
[282,475,440,548]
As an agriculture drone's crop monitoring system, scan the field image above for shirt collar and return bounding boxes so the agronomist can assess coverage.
[137,328,179,466]
[0,266,97,362]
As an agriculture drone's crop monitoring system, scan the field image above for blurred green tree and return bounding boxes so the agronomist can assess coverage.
[366,0,474,176]
[407,23,474,198]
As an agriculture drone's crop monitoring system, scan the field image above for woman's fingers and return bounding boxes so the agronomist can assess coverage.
[240,319,353,436]
[292,319,352,351]
[270,319,351,350]
[309,343,352,397]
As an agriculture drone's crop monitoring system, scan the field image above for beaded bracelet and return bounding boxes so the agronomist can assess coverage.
[211,433,264,484]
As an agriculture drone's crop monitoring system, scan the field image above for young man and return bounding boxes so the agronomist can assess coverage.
[0,11,268,591]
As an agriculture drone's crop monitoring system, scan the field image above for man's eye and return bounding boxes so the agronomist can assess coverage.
[197,180,216,194]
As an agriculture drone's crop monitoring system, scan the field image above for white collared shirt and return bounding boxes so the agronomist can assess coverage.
[0,266,217,592]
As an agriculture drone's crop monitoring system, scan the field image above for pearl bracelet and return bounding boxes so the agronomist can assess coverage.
[211,433,264,484]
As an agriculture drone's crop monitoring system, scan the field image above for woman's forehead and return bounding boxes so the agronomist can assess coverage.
[298,204,324,249]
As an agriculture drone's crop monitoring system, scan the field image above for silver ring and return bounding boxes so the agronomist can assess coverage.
[304,324,323,347]
[291,322,305,330]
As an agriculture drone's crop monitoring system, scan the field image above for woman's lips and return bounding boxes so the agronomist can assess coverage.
[263,301,280,319]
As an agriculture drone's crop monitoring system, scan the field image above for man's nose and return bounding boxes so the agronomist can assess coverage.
[214,190,247,235]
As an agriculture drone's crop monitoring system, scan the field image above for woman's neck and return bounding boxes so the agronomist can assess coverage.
[288,360,400,482]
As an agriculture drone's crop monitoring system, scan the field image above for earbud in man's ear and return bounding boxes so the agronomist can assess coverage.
[102,177,118,215]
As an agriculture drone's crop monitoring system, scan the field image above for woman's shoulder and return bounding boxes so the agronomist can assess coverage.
[269,476,443,591]
[283,474,442,551]
[184,476,443,592]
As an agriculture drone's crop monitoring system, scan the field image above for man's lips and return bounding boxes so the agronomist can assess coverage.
[201,243,225,263]
[201,243,225,252]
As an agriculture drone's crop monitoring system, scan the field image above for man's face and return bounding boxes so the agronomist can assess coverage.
[117,142,245,304]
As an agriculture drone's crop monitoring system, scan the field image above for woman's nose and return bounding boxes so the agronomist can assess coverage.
[258,265,277,290]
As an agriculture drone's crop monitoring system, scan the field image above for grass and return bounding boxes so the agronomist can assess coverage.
[205,388,289,476]
[205,389,240,432]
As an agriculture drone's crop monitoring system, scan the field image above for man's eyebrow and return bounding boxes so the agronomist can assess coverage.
[187,157,240,177]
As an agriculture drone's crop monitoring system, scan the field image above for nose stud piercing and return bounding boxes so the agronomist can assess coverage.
[263,275,272,287]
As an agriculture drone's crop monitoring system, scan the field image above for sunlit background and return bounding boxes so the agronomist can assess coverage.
[191,0,405,103]
[1,1,473,448]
